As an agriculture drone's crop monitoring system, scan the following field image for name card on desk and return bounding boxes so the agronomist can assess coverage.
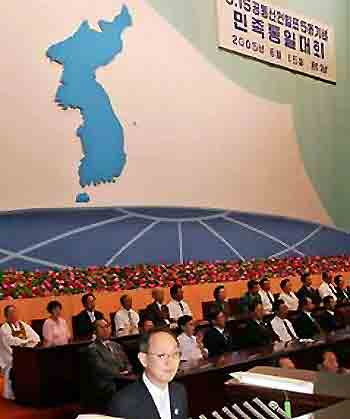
[229,371,314,394]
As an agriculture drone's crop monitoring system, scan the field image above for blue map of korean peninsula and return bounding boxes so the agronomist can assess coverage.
[46,5,132,203]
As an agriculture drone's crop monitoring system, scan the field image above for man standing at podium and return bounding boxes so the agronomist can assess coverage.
[0,305,40,399]
[108,330,188,419]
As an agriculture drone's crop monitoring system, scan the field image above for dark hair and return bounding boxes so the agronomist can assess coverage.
[4,305,15,318]
[139,315,154,329]
[299,297,311,309]
[323,295,334,306]
[247,280,259,291]
[334,275,343,286]
[300,272,311,283]
[208,308,224,323]
[170,284,182,299]
[273,299,285,313]
[178,315,193,330]
[120,294,129,306]
[259,277,269,287]
[82,293,95,306]
[214,285,225,300]
[47,300,62,314]
[280,279,290,290]
[139,329,177,353]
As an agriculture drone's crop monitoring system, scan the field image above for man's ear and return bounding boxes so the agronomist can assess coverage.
[138,352,147,368]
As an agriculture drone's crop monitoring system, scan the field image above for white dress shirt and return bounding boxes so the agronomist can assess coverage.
[86,310,96,322]
[167,299,192,321]
[259,290,274,313]
[319,282,338,301]
[114,308,140,336]
[143,372,171,419]
[280,292,299,311]
[0,322,40,369]
[178,332,207,361]
[271,316,298,342]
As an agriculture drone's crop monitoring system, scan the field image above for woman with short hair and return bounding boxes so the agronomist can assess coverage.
[43,300,71,346]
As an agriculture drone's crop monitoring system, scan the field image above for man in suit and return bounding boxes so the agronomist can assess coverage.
[211,285,232,318]
[319,296,339,333]
[81,318,132,411]
[240,280,262,315]
[334,275,350,303]
[296,272,321,306]
[145,288,171,328]
[203,308,234,357]
[293,297,321,339]
[241,302,279,348]
[108,330,188,419]
[75,293,104,340]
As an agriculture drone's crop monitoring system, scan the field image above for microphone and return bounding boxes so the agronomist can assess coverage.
[212,411,225,419]
[252,398,281,419]
[222,406,239,419]
[231,403,251,419]
[243,401,269,419]
[268,401,290,418]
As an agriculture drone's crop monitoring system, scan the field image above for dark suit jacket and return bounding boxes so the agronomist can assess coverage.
[107,379,188,419]
[74,309,104,340]
[145,301,170,327]
[211,301,232,318]
[81,339,131,410]
[296,285,321,306]
[203,326,234,357]
[293,312,321,339]
[336,287,350,304]
[319,311,338,333]
[241,320,278,348]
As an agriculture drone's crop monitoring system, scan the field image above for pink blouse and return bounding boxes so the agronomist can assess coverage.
[43,317,70,346]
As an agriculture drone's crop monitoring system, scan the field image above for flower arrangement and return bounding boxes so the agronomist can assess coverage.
[0,255,349,300]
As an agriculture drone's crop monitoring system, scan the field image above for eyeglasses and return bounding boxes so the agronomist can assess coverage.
[147,351,181,361]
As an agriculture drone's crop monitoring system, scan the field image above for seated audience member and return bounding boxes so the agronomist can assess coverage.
[319,296,339,333]
[279,278,299,311]
[271,300,299,343]
[293,297,321,339]
[203,309,234,357]
[75,293,104,340]
[258,277,275,314]
[318,351,347,374]
[138,316,154,335]
[318,272,337,302]
[278,357,296,369]
[241,302,279,348]
[107,330,188,419]
[335,275,350,303]
[167,284,192,323]
[114,294,140,337]
[83,319,132,411]
[43,300,71,347]
[177,315,208,362]
[145,288,170,327]
[212,285,232,318]
[240,280,262,314]
[296,272,321,306]
[0,305,40,399]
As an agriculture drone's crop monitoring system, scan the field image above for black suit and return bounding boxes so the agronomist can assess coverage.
[145,301,170,327]
[203,326,234,357]
[80,339,131,410]
[336,287,350,304]
[319,311,338,333]
[241,320,278,348]
[211,301,232,318]
[74,309,104,340]
[296,285,321,306]
[293,312,321,339]
[107,379,188,419]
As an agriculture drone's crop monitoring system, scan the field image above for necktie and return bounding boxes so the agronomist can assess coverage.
[179,302,184,312]
[283,320,296,340]
[127,311,134,327]
[266,291,274,305]
[329,284,337,297]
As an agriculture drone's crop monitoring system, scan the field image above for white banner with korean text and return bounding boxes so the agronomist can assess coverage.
[216,0,336,83]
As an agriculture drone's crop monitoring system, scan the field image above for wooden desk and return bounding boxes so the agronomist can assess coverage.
[12,329,350,416]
